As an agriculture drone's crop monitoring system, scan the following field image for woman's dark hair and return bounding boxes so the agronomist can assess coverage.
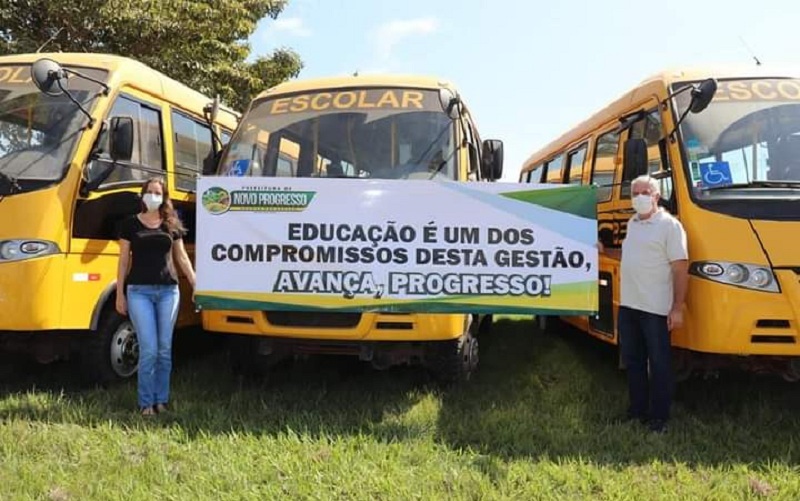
[139,177,186,236]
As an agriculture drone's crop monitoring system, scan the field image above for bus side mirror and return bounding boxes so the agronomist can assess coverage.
[623,138,648,179]
[109,116,134,162]
[690,78,718,114]
[31,58,68,96]
[439,88,461,119]
[482,139,504,180]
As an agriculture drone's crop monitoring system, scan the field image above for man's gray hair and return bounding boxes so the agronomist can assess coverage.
[631,174,660,195]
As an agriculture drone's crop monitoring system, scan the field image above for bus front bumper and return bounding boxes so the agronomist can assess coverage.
[202,310,467,342]
[680,270,800,357]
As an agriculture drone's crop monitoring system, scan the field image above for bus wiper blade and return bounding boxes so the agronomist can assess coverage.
[428,144,461,180]
[703,180,800,191]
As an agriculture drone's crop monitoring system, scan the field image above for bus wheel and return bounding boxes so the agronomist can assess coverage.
[537,315,561,333]
[536,315,548,332]
[229,335,284,379]
[426,323,479,385]
[229,335,261,377]
[672,348,695,383]
[477,314,493,337]
[82,310,138,385]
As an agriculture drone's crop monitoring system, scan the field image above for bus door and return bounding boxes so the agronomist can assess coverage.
[167,106,217,324]
[591,103,671,342]
[563,142,591,331]
[590,124,625,340]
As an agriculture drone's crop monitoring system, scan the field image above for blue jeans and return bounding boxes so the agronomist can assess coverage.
[126,284,180,409]
[618,306,673,422]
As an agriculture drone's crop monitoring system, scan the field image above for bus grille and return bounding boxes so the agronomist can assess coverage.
[264,312,362,328]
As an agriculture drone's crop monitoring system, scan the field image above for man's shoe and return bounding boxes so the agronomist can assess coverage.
[648,419,668,434]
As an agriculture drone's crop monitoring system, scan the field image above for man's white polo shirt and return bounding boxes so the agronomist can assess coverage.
[620,209,688,316]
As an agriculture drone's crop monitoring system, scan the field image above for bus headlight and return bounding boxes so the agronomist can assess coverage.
[750,268,773,288]
[691,261,779,293]
[726,264,748,283]
[0,239,60,262]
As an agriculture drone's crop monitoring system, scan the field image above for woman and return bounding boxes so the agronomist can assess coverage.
[116,177,196,416]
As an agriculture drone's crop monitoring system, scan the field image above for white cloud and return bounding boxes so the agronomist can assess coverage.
[373,17,439,61]
[272,17,312,37]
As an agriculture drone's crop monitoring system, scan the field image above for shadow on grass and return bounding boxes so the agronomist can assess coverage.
[1,318,798,468]
[0,328,430,444]
[436,317,800,466]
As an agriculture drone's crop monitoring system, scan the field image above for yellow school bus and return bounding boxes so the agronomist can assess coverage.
[204,74,504,382]
[520,64,800,382]
[0,52,239,384]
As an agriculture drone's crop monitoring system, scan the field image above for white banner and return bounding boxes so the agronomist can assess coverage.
[195,177,598,314]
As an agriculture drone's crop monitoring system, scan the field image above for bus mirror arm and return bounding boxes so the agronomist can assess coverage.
[204,96,225,156]
[649,169,671,181]
[664,77,718,141]
[31,58,110,129]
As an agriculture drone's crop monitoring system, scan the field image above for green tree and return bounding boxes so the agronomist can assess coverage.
[0,0,303,110]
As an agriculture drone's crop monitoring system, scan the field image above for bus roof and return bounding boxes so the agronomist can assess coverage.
[254,73,458,100]
[521,63,800,172]
[0,52,240,124]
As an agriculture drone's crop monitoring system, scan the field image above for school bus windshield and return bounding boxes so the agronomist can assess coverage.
[0,64,108,190]
[218,87,457,180]
[674,78,800,198]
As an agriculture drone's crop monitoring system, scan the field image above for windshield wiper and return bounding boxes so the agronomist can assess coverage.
[427,143,462,180]
[702,180,800,191]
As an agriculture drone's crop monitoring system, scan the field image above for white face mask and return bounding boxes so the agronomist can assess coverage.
[142,193,163,212]
[632,194,654,215]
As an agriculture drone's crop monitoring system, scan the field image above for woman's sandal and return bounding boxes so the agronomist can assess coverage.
[140,406,156,417]
[154,403,169,414]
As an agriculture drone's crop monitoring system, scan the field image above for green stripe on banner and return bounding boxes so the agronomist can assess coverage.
[499,184,597,220]
[195,294,596,316]
[195,280,598,315]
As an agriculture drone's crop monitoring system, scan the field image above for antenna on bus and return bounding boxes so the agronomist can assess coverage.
[36,28,64,53]
[738,35,762,66]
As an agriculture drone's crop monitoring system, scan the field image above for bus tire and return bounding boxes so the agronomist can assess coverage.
[672,348,695,383]
[477,314,493,337]
[81,309,139,386]
[536,314,548,332]
[537,314,560,333]
[229,335,269,378]
[426,321,479,385]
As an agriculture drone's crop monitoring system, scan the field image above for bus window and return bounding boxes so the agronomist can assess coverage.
[591,129,619,202]
[566,144,587,185]
[276,154,294,177]
[275,137,298,177]
[93,95,164,188]
[545,153,565,183]
[527,163,544,183]
[172,110,214,192]
[622,109,664,198]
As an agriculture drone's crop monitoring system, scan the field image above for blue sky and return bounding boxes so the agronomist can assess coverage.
[248,0,799,182]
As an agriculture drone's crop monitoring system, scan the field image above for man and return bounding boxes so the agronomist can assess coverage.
[599,175,688,433]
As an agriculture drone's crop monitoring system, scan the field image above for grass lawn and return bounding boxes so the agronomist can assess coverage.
[1,317,798,500]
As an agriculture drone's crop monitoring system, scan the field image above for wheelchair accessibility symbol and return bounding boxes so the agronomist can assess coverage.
[698,161,732,188]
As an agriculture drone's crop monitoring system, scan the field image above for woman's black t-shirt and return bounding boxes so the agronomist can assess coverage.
[117,215,183,286]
